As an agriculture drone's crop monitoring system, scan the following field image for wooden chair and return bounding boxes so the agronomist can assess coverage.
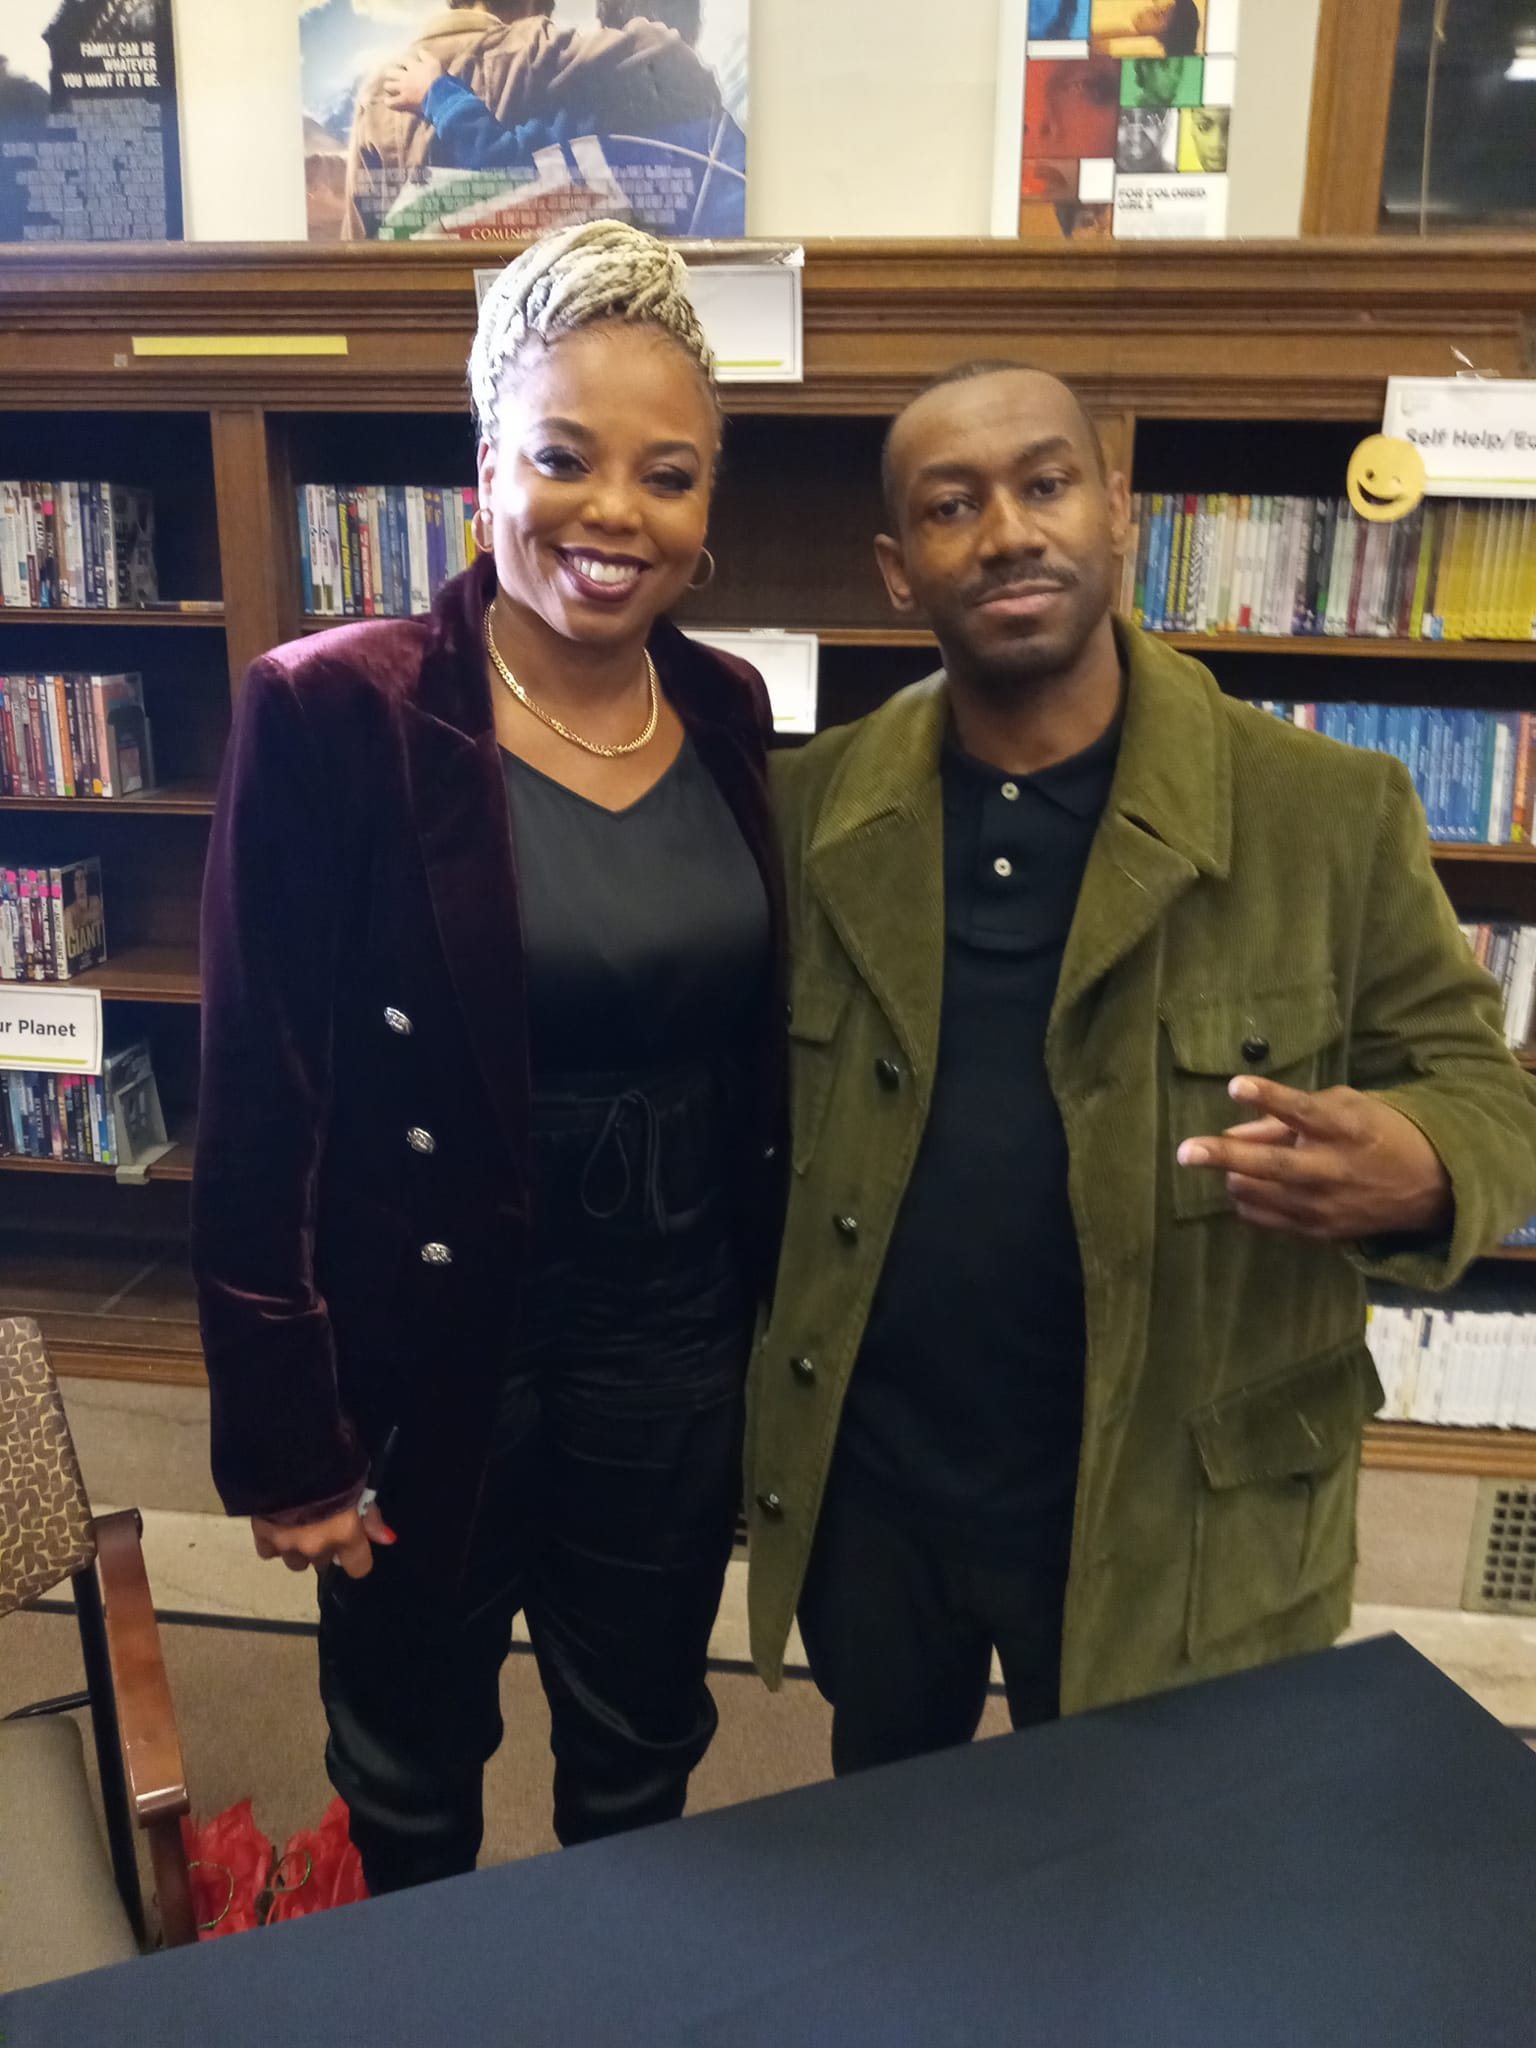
[0,1315,196,1990]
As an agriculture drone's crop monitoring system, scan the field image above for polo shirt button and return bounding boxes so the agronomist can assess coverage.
[834,1214,859,1242]
[993,856,1013,878]
[790,1355,816,1383]
[874,1057,901,1090]
[1241,1036,1270,1064]
[756,1491,785,1520]
[1001,781,1020,800]
[762,1142,777,1162]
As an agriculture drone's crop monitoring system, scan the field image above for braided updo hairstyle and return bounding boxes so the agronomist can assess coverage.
[469,218,717,446]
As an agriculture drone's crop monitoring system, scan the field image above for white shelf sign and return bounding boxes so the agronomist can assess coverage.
[685,629,819,734]
[0,984,104,1075]
[475,249,804,384]
[1383,379,1536,499]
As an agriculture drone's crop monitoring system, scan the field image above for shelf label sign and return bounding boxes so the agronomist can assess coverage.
[475,248,804,383]
[0,986,103,1075]
[1383,379,1536,499]
[684,629,819,733]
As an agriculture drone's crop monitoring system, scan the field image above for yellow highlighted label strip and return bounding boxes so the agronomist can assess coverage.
[132,335,349,358]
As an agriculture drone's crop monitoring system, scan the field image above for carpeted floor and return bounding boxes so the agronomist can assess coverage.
[4,1607,1011,1881]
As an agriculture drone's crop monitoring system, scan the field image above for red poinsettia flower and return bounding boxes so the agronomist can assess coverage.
[180,1798,274,1938]
[265,1797,369,1923]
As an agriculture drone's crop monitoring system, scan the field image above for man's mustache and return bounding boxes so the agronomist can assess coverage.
[964,563,1079,604]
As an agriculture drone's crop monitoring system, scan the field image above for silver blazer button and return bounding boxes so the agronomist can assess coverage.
[406,1127,436,1155]
[384,1007,414,1036]
[420,1242,453,1266]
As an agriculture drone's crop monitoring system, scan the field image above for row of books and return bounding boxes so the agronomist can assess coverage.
[1459,923,1536,1052]
[1246,702,1533,846]
[297,483,477,620]
[0,858,106,983]
[1119,493,1536,642]
[0,673,154,800]
[0,1043,164,1170]
[0,1069,120,1167]
[1368,1300,1536,1431]
[0,481,158,610]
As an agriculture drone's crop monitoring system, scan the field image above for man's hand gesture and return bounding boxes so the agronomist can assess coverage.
[1177,1076,1451,1241]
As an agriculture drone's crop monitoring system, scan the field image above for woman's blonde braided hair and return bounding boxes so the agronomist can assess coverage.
[469,218,717,443]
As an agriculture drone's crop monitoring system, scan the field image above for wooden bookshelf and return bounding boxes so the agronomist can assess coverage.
[1,237,1535,1480]
[0,607,224,628]
[0,782,217,817]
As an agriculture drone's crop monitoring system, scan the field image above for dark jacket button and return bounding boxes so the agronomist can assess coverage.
[834,1214,859,1242]
[756,1491,784,1519]
[1241,1036,1270,1064]
[875,1058,902,1090]
[790,1355,816,1383]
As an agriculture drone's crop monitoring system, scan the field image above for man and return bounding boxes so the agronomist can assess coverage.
[344,2,725,240]
[747,362,1536,1774]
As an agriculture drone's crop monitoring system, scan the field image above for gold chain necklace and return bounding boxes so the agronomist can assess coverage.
[484,603,659,759]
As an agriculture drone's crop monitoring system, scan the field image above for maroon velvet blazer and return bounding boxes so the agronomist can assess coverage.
[191,556,787,1579]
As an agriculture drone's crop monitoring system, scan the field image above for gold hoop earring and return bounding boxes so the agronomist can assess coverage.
[687,546,716,592]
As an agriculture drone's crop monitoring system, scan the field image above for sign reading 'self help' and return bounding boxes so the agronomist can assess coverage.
[1383,379,1536,499]
[0,986,103,1075]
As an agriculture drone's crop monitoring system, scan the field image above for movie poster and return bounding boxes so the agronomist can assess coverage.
[301,1,749,243]
[995,0,1238,241]
[0,0,181,241]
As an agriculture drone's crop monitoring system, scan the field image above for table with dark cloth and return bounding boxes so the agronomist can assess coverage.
[5,1635,1534,2046]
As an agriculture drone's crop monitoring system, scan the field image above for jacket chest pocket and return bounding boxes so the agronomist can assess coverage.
[1186,1341,1379,1656]
[1163,980,1342,1221]
[788,963,852,1176]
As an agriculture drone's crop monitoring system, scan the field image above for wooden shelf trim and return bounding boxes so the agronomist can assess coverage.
[72,945,200,1004]
[0,781,216,816]
[0,1138,193,1183]
[0,606,223,627]
[3,237,1534,418]
[1363,1420,1536,1479]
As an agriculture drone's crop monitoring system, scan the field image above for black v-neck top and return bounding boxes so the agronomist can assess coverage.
[502,733,771,1075]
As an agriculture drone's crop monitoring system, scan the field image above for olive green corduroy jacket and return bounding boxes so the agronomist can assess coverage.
[747,621,1536,1708]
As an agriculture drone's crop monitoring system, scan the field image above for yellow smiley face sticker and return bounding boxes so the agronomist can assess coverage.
[1347,434,1427,523]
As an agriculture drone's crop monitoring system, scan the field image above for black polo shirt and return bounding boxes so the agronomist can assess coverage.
[838,706,1122,1551]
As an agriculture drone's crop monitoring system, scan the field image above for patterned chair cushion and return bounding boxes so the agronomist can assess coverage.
[0,1317,94,1618]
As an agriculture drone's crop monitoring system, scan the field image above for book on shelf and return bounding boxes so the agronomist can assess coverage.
[0,1068,118,1166]
[0,481,158,609]
[297,483,476,620]
[0,672,154,799]
[0,857,106,983]
[1457,923,1536,1052]
[1118,492,1536,643]
[1368,1283,1536,1431]
[103,1040,167,1171]
[1245,701,1535,847]
[1506,1216,1536,1250]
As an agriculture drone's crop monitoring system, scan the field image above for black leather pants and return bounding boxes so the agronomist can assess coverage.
[318,1065,750,1894]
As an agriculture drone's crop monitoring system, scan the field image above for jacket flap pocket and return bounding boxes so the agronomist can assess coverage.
[1163,981,1341,1077]
[1191,1343,1371,1490]
[789,964,852,1046]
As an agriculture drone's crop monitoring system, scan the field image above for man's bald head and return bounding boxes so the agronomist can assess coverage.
[881,362,1105,530]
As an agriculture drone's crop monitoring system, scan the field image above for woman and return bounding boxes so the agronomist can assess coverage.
[191,219,786,1894]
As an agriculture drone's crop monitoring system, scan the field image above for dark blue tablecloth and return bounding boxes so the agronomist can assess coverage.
[5,1635,1535,2046]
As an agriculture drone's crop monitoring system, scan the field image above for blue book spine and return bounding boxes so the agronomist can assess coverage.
[1417,708,1441,819]
[297,488,314,615]
[1474,713,1497,845]
[1425,709,1447,839]
[1145,498,1169,633]
[388,487,406,617]
[1458,712,1482,839]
